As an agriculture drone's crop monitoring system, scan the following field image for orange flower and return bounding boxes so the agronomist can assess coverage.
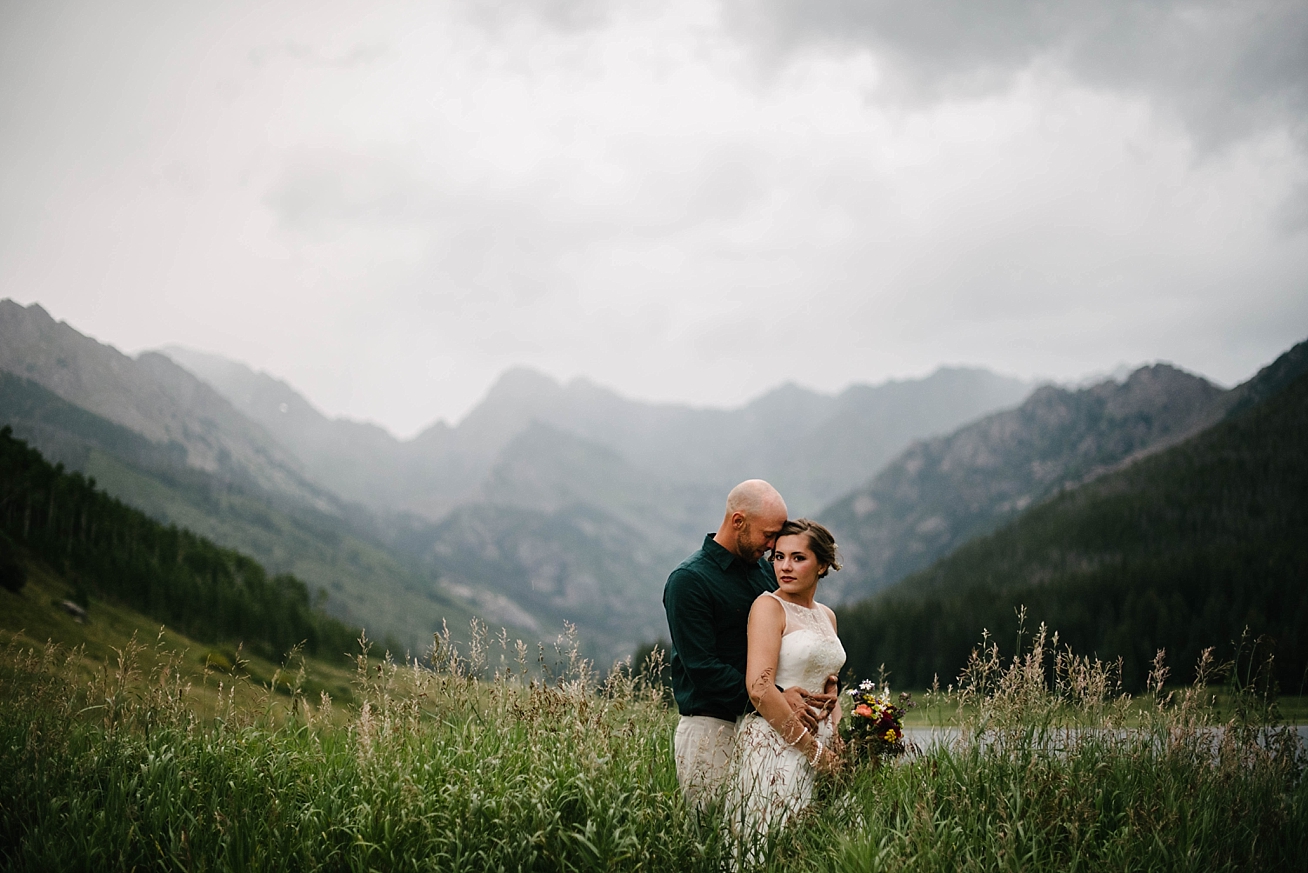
[855,704,873,718]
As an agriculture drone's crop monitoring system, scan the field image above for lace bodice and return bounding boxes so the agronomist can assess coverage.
[767,591,846,691]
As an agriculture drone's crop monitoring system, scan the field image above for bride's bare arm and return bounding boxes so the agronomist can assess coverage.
[745,597,836,769]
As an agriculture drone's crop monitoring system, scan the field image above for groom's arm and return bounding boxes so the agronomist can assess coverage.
[664,568,750,717]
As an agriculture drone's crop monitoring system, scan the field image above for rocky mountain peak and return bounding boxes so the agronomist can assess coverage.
[0,299,334,512]
[481,366,564,405]
[817,361,1234,604]
[1103,363,1225,420]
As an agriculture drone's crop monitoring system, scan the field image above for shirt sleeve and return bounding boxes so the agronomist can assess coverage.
[664,566,749,714]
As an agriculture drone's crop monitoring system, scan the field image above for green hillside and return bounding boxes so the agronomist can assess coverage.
[0,372,480,652]
[818,364,1229,604]
[0,425,364,661]
[836,362,1308,691]
[0,550,359,714]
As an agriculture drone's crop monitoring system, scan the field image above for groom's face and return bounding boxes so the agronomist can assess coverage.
[737,507,788,562]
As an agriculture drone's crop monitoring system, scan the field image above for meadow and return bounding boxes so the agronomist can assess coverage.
[1,602,1305,873]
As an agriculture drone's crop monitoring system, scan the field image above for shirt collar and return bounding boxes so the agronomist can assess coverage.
[702,533,745,570]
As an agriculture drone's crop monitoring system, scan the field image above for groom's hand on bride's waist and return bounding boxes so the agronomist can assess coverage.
[779,677,839,732]
[805,675,840,720]
[778,686,820,732]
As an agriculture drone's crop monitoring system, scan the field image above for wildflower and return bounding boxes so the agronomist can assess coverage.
[841,681,914,765]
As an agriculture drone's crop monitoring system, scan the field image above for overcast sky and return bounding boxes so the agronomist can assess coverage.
[3,0,1306,437]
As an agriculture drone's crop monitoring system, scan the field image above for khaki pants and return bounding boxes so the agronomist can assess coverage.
[673,715,737,811]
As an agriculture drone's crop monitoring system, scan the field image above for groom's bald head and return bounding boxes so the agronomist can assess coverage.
[716,479,788,562]
[725,479,786,519]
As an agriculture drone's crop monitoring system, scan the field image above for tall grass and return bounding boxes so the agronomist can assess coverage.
[1,618,1304,871]
[795,618,1307,872]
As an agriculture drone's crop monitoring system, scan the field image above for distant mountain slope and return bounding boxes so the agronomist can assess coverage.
[1223,336,1308,417]
[157,346,425,510]
[477,421,716,545]
[818,364,1231,604]
[0,366,483,653]
[0,426,360,660]
[0,301,332,513]
[775,369,1042,511]
[835,340,1308,690]
[488,366,1034,516]
[164,346,1032,519]
[409,502,674,654]
[386,423,707,659]
[2,326,691,658]
[0,370,190,475]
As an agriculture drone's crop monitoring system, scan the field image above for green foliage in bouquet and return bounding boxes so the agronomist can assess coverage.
[841,679,914,763]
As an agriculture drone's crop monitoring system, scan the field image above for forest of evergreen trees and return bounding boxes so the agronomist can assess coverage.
[836,370,1308,693]
[0,426,359,659]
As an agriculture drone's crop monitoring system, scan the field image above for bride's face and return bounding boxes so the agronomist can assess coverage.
[771,534,824,596]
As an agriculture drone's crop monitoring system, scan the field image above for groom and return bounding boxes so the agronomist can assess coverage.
[663,479,837,809]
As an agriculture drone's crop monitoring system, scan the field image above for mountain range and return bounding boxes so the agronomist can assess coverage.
[164,346,1039,654]
[1,299,1030,659]
[835,339,1308,689]
[817,363,1233,603]
[162,345,1034,521]
[5,297,1298,670]
[0,303,333,513]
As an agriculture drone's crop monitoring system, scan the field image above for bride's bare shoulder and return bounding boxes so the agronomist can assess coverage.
[749,591,787,620]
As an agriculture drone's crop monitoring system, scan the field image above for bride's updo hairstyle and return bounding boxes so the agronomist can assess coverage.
[776,518,841,578]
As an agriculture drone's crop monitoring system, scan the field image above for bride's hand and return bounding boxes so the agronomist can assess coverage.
[812,735,844,775]
[801,674,840,722]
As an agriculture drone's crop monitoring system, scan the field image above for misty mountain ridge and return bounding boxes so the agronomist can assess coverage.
[835,338,1308,690]
[817,362,1233,604]
[1,299,1036,659]
[162,344,1034,520]
[11,295,1276,665]
[0,369,485,648]
[161,343,1036,656]
[0,301,339,515]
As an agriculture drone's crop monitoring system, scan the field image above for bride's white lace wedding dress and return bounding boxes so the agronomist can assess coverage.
[730,591,846,847]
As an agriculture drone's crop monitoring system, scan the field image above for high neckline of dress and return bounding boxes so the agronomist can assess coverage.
[767,590,818,611]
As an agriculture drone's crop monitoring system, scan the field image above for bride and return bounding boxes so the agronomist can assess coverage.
[730,518,845,851]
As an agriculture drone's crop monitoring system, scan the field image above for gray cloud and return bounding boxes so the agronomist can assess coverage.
[724,1,1308,151]
[1,0,1304,436]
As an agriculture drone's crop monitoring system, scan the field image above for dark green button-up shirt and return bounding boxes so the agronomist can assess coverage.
[663,533,778,721]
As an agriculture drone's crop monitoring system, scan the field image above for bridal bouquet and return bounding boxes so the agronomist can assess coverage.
[841,680,913,763]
